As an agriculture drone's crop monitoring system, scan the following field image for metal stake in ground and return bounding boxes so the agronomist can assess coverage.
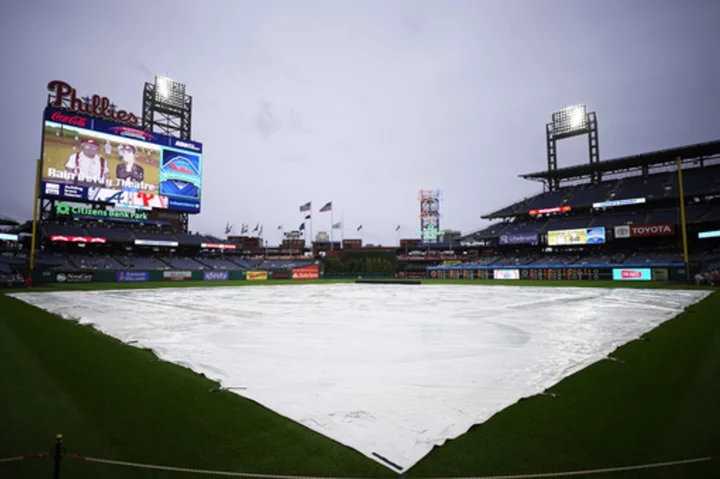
[52,434,63,479]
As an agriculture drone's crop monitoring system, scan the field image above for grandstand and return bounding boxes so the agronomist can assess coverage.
[445,139,720,278]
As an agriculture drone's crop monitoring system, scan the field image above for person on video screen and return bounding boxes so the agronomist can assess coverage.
[65,139,109,182]
[116,144,145,183]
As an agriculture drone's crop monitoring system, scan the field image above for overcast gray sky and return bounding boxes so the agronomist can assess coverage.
[1,0,719,246]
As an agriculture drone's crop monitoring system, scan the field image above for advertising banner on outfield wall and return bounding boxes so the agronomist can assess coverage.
[117,271,150,282]
[56,272,93,283]
[498,233,539,245]
[494,269,520,280]
[246,271,268,281]
[292,265,320,280]
[612,268,652,281]
[164,271,192,281]
[614,223,675,239]
[204,271,229,281]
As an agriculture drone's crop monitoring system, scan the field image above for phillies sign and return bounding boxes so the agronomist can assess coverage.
[529,205,571,216]
[614,223,675,239]
[612,268,652,281]
[50,235,106,243]
[47,80,139,126]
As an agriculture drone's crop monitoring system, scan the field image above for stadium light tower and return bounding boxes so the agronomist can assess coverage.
[142,75,193,232]
[142,75,192,140]
[546,104,600,191]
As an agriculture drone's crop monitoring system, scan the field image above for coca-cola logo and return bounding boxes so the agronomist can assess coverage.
[50,111,87,127]
[47,80,139,126]
[621,270,643,279]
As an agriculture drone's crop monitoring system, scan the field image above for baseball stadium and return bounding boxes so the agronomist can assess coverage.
[1,77,719,479]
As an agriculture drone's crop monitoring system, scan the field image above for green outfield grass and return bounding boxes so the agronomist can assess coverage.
[1,281,719,478]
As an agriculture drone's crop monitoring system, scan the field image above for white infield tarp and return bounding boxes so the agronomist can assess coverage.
[10,285,710,472]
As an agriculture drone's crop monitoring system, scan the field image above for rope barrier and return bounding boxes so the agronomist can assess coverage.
[71,455,336,478]
[434,455,720,479]
[2,445,717,479]
[0,452,48,464]
[68,453,719,479]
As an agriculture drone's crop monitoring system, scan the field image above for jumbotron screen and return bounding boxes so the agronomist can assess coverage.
[40,108,203,212]
[547,227,606,246]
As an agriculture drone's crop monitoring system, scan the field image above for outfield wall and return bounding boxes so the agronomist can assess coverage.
[10,264,692,286]
[427,264,691,282]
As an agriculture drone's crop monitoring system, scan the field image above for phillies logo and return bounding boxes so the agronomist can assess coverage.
[112,126,153,141]
[50,111,87,127]
[47,80,139,126]
[621,270,643,279]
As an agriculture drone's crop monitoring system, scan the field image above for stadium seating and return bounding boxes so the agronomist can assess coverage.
[35,252,73,270]
[530,255,579,266]
[260,259,314,270]
[624,251,684,264]
[135,231,179,242]
[468,256,501,266]
[162,257,206,270]
[174,233,210,244]
[68,254,123,270]
[492,256,537,266]
[0,253,28,265]
[575,252,628,265]
[86,225,136,241]
[700,205,720,222]
[486,166,720,218]
[501,220,547,235]
[524,190,570,210]
[44,223,89,237]
[592,211,648,227]
[227,258,257,270]
[542,216,592,232]
[115,255,171,270]
[195,257,243,270]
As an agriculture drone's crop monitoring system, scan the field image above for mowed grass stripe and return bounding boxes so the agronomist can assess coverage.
[1,283,719,479]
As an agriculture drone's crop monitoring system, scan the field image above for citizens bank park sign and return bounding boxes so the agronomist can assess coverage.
[614,223,676,239]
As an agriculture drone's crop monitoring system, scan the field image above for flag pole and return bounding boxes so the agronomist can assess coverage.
[341,209,344,243]
[280,225,284,255]
[330,206,334,251]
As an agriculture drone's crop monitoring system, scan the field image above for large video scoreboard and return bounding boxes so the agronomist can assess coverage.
[40,108,203,213]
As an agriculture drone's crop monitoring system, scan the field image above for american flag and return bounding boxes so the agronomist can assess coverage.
[319,201,332,212]
[299,201,311,212]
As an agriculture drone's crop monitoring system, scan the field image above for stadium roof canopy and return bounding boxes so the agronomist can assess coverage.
[520,139,720,182]
[0,214,19,226]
